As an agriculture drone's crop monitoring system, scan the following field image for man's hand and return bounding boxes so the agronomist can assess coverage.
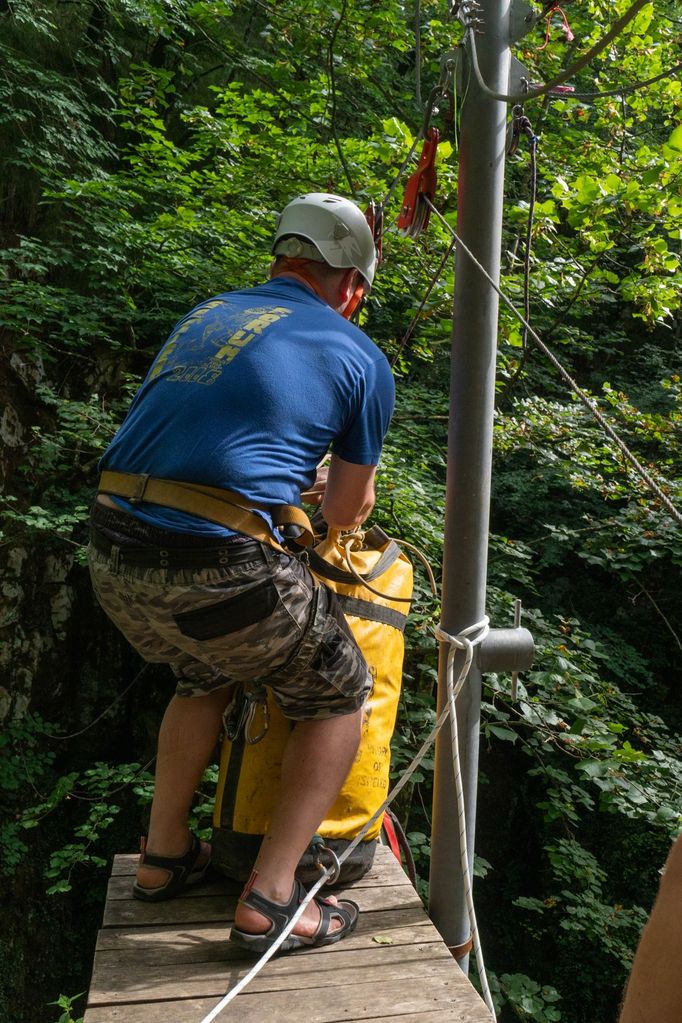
[300,461,330,505]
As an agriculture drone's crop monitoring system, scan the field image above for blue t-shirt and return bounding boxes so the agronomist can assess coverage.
[101,278,395,536]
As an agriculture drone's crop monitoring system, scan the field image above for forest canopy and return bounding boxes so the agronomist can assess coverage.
[0,2,680,1021]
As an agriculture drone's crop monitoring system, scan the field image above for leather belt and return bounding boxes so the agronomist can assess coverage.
[89,527,269,570]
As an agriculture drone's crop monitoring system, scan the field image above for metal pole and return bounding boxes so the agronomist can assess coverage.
[428,1,511,967]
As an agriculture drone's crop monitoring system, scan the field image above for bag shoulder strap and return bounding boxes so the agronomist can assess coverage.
[307,532,403,586]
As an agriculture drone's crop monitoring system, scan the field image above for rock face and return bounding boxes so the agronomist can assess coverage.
[0,358,166,1023]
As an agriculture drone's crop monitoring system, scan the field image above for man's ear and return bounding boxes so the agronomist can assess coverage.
[338,268,358,304]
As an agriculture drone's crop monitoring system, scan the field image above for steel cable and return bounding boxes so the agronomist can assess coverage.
[422,196,682,528]
[464,0,651,104]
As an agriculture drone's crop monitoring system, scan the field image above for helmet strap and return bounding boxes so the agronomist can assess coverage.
[343,282,366,320]
[271,259,328,302]
[272,259,363,318]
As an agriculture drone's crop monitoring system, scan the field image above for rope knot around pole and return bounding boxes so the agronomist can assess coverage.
[435,617,490,696]
[434,617,490,650]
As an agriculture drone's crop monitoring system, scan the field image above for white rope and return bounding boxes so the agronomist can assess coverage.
[435,618,496,1020]
[198,870,330,1023]
[199,616,493,1022]
[198,700,453,1021]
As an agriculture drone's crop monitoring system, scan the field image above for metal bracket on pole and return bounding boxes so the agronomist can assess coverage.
[509,0,540,43]
[475,600,533,701]
[508,56,534,96]
[476,599,534,697]
[476,625,535,674]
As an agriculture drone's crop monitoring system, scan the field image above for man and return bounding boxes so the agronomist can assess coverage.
[618,833,682,1023]
[88,193,395,954]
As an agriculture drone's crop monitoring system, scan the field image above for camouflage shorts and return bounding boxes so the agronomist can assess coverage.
[88,537,370,720]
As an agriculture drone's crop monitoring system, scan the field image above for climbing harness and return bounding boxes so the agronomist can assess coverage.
[97,470,316,550]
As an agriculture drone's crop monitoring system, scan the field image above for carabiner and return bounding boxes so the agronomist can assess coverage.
[310,834,342,885]
[244,690,270,745]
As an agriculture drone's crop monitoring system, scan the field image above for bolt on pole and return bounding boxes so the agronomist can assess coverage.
[428,0,512,969]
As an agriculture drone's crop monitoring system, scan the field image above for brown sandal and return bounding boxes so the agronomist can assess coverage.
[229,878,359,955]
[132,834,212,902]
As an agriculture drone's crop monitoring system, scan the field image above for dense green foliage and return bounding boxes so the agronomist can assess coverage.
[1,1,680,1021]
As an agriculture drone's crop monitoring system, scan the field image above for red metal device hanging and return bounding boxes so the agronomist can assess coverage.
[397,127,440,239]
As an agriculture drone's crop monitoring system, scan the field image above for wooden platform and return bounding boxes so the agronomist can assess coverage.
[84,845,491,1022]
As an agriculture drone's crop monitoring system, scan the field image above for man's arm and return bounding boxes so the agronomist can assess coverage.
[320,454,377,530]
[618,833,682,1023]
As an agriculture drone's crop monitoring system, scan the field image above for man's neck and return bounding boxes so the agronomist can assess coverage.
[271,270,331,305]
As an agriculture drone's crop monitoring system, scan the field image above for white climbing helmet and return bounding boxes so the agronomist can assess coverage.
[272,193,377,288]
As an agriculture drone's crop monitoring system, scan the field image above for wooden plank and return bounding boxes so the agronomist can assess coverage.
[102,882,422,928]
[95,905,436,954]
[85,1009,488,1023]
[110,849,408,889]
[106,874,242,901]
[84,971,492,1023]
[88,941,453,1003]
[86,847,492,1023]
[94,909,438,955]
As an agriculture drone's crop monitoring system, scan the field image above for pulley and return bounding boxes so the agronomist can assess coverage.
[396,127,441,239]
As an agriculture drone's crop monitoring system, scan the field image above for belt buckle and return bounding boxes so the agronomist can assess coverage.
[217,547,231,566]
[129,474,150,504]
[159,548,169,569]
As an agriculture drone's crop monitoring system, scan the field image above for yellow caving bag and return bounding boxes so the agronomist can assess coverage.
[211,525,413,885]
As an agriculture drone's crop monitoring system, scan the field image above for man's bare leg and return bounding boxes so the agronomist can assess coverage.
[618,834,682,1023]
[136,688,232,889]
[233,707,363,938]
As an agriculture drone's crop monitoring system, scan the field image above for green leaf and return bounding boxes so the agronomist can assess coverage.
[488,724,518,744]
[665,125,682,153]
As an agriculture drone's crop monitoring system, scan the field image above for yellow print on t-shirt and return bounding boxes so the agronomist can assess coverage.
[149,304,292,384]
